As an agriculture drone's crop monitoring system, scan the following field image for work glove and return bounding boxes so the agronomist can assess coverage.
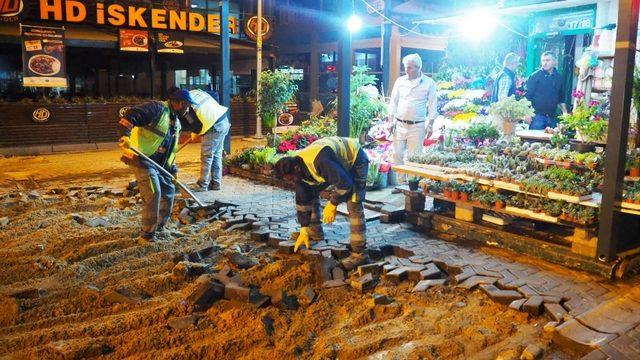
[322,202,338,224]
[190,133,200,142]
[169,165,179,184]
[119,136,131,149]
[294,227,310,253]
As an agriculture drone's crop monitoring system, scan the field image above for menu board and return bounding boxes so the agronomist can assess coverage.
[157,32,184,54]
[21,25,67,88]
[119,29,149,52]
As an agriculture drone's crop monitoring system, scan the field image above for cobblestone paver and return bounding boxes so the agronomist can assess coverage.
[202,176,640,357]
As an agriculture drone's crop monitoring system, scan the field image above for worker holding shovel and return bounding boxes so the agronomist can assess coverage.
[168,87,230,192]
[118,90,192,242]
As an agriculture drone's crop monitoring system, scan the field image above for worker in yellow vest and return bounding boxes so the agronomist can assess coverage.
[273,136,370,271]
[118,90,191,242]
[169,87,230,191]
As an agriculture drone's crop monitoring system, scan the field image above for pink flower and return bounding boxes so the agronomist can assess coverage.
[572,90,585,99]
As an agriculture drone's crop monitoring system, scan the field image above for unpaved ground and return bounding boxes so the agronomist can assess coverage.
[0,147,572,359]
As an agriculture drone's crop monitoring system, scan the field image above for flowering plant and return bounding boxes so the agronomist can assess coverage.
[368,120,393,142]
[276,133,318,153]
[560,97,608,143]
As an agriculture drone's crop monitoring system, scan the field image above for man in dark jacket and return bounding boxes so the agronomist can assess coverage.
[525,51,568,130]
[118,90,193,241]
[274,137,369,271]
[491,52,519,103]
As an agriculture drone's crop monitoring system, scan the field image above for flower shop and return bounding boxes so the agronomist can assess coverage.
[224,39,640,276]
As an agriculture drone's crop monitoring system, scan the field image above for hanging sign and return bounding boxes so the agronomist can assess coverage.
[157,31,184,54]
[244,15,272,41]
[36,0,239,35]
[119,29,149,52]
[21,25,67,88]
[531,8,596,35]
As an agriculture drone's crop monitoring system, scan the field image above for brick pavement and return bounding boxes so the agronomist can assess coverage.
[200,176,640,358]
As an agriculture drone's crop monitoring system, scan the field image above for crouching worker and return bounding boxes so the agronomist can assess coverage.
[118,90,192,242]
[273,136,369,270]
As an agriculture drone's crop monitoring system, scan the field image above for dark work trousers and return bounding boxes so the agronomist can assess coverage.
[295,149,369,253]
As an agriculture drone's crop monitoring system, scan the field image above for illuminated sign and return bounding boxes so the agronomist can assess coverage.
[0,0,26,22]
[32,108,51,122]
[244,15,271,41]
[36,0,239,34]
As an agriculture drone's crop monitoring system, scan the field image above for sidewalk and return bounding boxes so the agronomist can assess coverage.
[198,177,640,358]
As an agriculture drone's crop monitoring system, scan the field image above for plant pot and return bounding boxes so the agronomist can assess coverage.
[630,167,640,177]
[570,140,597,153]
[443,189,452,198]
[451,190,460,201]
[460,192,469,202]
[494,200,504,210]
[378,172,389,188]
[408,180,419,191]
[502,120,516,136]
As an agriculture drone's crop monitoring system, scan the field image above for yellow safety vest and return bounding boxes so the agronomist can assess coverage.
[130,102,182,166]
[296,136,361,184]
[189,89,229,135]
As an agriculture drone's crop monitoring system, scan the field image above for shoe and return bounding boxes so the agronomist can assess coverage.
[340,252,369,272]
[192,182,208,192]
[209,183,221,191]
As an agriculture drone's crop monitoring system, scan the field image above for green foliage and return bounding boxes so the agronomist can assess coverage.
[348,66,387,139]
[633,68,640,118]
[489,96,535,122]
[464,120,500,142]
[560,100,608,143]
[550,132,569,148]
[258,69,299,129]
[226,146,279,168]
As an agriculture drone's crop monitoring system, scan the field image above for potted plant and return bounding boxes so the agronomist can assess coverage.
[560,98,608,153]
[494,194,505,210]
[626,152,640,177]
[258,69,299,132]
[407,176,420,191]
[488,96,535,136]
[342,66,387,140]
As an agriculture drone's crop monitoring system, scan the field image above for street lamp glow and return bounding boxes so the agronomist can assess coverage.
[347,15,362,33]
[459,10,497,40]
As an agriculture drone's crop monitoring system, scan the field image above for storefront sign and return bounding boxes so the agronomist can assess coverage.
[531,8,595,35]
[32,107,51,122]
[0,0,27,23]
[21,25,67,88]
[37,0,239,35]
[119,29,148,52]
[119,106,130,117]
[157,31,184,54]
[244,16,271,41]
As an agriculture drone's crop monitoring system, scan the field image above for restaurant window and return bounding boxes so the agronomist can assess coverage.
[174,69,212,91]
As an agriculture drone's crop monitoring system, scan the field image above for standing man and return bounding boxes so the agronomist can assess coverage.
[273,137,369,271]
[388,54,438,172]
[118,90,192,242]
[492,52,519,102]
[169,88,230,191]
[525,51,568,130]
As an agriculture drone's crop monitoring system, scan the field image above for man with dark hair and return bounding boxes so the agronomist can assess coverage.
[118,89,192,241]
[525,51,568,130]
[274,136,369,270]
[167,87,230,191]
[492,52,519,103]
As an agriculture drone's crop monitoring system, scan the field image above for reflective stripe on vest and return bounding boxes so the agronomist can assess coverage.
[130,102,182,166]
[296,136,360,184]
[189,89,229,135]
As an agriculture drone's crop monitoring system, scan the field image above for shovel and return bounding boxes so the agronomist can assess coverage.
[128,145,206,208]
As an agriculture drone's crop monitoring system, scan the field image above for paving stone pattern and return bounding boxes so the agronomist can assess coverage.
[202,176,640,358]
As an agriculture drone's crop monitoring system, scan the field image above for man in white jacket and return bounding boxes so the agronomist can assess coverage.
[388,54,438,174]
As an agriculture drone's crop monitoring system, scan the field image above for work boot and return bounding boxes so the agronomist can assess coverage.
[340,252,369,272]
[209,183,221,191]
[192,181,208,192]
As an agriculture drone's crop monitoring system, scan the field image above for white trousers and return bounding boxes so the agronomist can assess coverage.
[392,121,425,167]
